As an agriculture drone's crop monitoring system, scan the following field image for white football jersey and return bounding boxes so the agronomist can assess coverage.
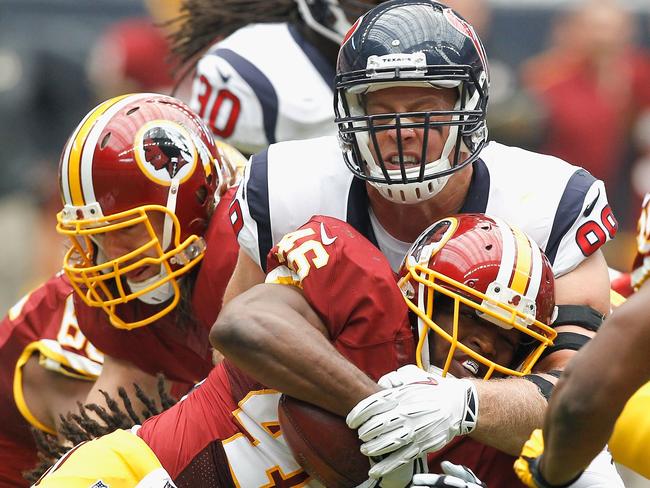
[230,137,617,278]
[190,23,336,155]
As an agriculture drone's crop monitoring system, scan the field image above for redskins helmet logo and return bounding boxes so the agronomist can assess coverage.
[406,217,458,266]
[134,120,198,185]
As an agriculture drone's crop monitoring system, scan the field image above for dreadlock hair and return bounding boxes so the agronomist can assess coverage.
[168,0,300,70]
[24,375,177,484]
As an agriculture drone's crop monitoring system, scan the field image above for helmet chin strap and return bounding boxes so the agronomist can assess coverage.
[127,271,174,305]
[417,278,432,371]
[131,178,181,305]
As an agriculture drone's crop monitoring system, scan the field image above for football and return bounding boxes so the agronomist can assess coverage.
[278,395,370,487]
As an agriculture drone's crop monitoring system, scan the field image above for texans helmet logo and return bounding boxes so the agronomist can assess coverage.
[442,8,489,78]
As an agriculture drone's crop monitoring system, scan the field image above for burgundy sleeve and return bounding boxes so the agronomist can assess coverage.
[266,216,415,380]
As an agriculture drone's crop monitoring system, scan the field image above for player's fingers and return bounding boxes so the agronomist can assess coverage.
[360,427,411,456]
[357,411,408,441]
[413,474,443,486]
[347,396,397,429]
[368,444,420,478]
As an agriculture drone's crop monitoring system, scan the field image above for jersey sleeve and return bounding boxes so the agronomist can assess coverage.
[229,149,268,269]
[265,216,415,380]
[546,174,617,277]
[9,275,104,381]
[189,47,271,155]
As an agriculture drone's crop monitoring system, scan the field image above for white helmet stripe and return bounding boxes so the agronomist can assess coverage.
[492,216,516,287]
[60,106,99,205]
[526,233,543,301]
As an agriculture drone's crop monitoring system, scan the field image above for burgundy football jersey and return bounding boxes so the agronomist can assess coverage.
[75,188,239,384]
[0,273,103,487]
[265,215,415,380]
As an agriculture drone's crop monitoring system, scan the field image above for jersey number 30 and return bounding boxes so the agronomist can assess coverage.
[196,75,241,138]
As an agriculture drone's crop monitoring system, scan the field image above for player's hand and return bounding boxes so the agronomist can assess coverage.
[377,455,428,488]
[411,460,487,487]
[346,374,478,479]
[514,429,571,488]
[632,193,650,289]
[514,428,546,488]
[378,364,440,389]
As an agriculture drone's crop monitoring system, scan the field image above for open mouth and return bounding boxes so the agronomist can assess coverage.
[461,358,480,376]
[384,155,421,170]
[125,265,157,282]
[449,357,481,378]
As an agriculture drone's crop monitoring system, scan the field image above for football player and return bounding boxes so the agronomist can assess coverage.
[214,214,622,487]
[172,0,384,155]
[54,93,240,417]
[515,193,650,486]
[0,273,103,486]
[222,0,614,468]
[33,214,520,488]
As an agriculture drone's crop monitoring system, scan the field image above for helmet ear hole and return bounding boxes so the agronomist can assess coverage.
[195,186,209,206]
[100,132,112,149]
[126,106,140,116]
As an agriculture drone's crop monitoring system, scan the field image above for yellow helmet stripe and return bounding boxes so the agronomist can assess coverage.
[510,226,533,294]
[65,95,132,206]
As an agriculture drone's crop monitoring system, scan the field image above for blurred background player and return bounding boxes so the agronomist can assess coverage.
[54,93,241,420]
[0,273,103,487]
[171,0,385,155]
[522,0,650,235]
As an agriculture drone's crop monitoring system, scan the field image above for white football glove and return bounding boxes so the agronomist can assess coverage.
[373,454,428,488]
[411,461,487,488]
[346,369,479,479]
[378,364,441,389]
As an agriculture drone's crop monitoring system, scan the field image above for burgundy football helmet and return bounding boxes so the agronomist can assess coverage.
[398,214,557,378]
[57,93,227,329]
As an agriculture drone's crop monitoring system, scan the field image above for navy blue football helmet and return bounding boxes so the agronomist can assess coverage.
[335,0,489,204]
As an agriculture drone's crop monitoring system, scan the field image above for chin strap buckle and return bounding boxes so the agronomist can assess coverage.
[170,238,206,266]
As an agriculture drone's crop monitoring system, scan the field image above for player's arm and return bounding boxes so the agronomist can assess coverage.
[84,354,166,420]
[21,353,94,434]
[222,248,266,304]
[212,283,381,416]
[536,249,609,369]
[537,224,650,484]
[467,250,610,455]
[514,281,650,486]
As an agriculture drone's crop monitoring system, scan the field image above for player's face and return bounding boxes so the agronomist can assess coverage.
[430,304,521,378]
[364,86,458,170]
[92,212,165,283]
